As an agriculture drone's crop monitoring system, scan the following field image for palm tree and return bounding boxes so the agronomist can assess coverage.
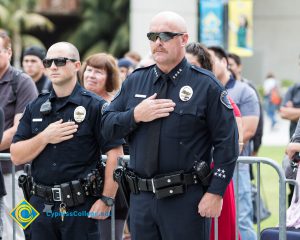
[66,0,129,60]
[0,0,54,68]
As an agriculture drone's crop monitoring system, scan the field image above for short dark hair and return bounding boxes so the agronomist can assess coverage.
[228,53,241,66]
[186,42,213,71]
[208,46,228,65]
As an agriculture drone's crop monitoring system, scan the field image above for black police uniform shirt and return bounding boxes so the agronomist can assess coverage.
[102,58,239,197]
[13,83,124,186]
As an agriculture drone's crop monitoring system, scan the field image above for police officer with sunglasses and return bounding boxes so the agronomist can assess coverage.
[102,11,239,240]
[10,42,124,240]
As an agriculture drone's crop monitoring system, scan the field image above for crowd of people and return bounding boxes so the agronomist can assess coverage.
[0,10,299,240]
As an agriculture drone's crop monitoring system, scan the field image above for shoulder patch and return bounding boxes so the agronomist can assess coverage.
[81,90,93,97]
[220,91,233,109]
[101,102,109,115]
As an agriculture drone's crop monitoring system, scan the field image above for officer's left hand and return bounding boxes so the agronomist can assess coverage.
[88,199,111,220]
[198,192,223,218]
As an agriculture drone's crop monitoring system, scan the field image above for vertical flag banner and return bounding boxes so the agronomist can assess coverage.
[199,0,224,47]
[228,0,253,57]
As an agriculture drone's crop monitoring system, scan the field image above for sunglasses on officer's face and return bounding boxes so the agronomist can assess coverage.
[146,32,185,42]
[42,57,77,68]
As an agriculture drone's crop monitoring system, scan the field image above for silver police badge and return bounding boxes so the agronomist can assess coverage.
[74,106,86,123]
[179,86,193,101]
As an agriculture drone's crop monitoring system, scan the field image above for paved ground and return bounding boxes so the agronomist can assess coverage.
[262,112,290,146]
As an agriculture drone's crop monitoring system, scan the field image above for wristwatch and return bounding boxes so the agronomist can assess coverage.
[100,195,115,206]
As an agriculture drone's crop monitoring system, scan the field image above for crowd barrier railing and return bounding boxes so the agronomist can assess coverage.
[0,153,16,240]
[1,154,299,240]
[236,156,299,240]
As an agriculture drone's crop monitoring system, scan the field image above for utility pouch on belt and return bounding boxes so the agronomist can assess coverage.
[155,185,185,199]
[60,183,75,207]
[153,171,183,189]
[151,171,185,199]
[71,180,86,205]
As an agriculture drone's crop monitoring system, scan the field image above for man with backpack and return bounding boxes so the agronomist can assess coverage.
[0,29,38,240]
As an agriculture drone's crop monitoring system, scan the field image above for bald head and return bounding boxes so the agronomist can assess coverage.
[149,11,187,33]
[47,42,80,61]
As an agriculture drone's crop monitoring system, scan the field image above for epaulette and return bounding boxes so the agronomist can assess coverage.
[190,65,224,89]
[132,63,155,74]
[80,89,104,102]
[80,89,94,97]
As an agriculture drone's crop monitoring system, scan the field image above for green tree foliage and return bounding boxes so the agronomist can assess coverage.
[66,0,129,60]
[0,0,54,68]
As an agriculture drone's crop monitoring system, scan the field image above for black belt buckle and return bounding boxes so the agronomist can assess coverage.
[52,186,62,202]
[153,171,184,189]
[155,185,185,199]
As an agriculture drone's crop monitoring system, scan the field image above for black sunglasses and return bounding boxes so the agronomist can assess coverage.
[42,57,77,68]
[147,32,184,42]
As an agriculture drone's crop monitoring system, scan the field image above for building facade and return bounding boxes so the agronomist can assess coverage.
[130,0,300,85]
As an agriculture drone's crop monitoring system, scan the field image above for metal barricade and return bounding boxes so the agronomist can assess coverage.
[236,156,299,240]
[0,153,16,240]
[1,154,299,240]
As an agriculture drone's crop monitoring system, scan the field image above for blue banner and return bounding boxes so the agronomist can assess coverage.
[199,0,224,47]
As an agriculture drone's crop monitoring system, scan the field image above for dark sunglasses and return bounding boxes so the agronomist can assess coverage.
[147,32,184,42]
[42,57,77,68]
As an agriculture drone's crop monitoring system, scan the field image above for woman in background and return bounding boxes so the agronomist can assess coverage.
[80,53,120,102]
[186,42,242,240]
[80,53,128,240]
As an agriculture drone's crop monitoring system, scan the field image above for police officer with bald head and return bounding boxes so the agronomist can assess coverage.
[10,42,124,240]
[102,11,239,240]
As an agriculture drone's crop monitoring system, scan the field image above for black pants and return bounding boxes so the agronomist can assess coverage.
[29,196,100,240]
[129,184,210,240]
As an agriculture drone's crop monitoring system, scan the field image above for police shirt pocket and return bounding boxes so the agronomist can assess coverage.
[166,103,200,138]
[76,121,92,136]
[126,97,144,110]
[31,122,45,135]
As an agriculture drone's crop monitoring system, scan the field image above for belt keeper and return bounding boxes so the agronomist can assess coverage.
[151,178,156,193]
